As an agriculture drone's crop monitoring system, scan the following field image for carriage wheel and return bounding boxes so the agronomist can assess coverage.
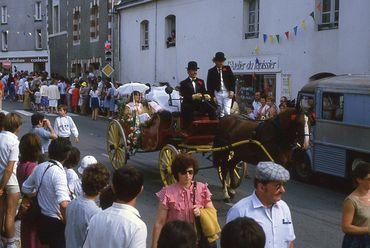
[217,161,247,189]
[159,144,179,186]
[106,119,128,169]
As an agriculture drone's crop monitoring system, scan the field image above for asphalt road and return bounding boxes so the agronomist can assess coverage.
[2,101,345,248]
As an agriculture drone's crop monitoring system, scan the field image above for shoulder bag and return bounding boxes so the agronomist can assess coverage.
[18,161,57,221]
[193,182,213,248]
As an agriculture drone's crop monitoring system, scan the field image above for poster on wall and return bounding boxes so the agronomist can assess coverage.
[281,74,292,99]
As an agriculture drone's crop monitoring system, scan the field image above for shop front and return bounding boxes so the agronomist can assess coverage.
[226,55,289,113]
[0,56,48,73]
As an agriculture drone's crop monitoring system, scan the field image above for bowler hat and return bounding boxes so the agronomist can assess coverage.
[187,61,199,70]
[213,52,226,62]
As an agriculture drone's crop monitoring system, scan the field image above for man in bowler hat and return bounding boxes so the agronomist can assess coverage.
[207,52,236,117]
[179,61,215,128]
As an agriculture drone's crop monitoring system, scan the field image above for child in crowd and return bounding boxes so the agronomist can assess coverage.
[34,86,41,111]
[63,147,81,199]
[54,105,79,143]
[71,155,98,198]
[40,81,49,113]
[89,84,100,121]
[65,163,110,248]
[246,105,255,120]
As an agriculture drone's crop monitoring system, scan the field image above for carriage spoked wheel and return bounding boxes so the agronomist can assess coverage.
[106,119,128,169]
[217,161,248,190]
[159,144,179,186]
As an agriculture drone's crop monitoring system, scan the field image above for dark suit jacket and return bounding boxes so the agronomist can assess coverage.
[206,65,236,97]
[179,77,207,103]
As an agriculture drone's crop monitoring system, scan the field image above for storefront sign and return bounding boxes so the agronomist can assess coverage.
[0,56,48,63]
[226,56,279,73]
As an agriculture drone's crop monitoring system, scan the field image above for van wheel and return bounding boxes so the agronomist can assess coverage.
[292,150,312,182]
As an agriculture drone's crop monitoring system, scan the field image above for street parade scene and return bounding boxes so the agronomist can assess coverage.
[0,0,370,248]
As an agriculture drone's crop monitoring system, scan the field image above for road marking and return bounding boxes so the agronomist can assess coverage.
[0,110,9,115]
[15,110,33,117]
[45,113,58,117]
[101,153,109,158]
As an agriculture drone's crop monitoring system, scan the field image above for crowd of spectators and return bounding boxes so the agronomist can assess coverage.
[0,71,122,120]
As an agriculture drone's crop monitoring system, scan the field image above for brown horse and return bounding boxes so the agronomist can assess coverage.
[213,108,310,200]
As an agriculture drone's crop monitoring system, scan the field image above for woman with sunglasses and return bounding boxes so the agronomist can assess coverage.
[342,161,370,248]
[152,153,215,248]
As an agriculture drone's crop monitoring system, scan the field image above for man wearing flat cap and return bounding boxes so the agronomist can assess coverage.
[226,162,295,248]
[207,52,236,117]
[179,61,216,128]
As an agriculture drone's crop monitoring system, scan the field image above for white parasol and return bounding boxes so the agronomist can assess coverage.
[116,82,149,96]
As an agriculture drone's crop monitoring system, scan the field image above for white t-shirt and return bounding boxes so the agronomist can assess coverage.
[0,131,20,186]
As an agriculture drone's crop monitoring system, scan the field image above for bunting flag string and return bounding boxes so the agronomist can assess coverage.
[0,29,35,36]
[309,11,315,21]
[268,35,273,43]
[260,10,316,45]
[316,2,322,12]
[300,20,306,30]
[254,45,260,55]
[285,31,290,40]
[293,26,298,36]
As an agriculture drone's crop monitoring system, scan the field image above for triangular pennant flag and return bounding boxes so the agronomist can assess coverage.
[309,11,315,21]
[293,26,298,36]
[255,58,259,64]
[254,45,260,54]
[276,34,280,43]
[263,34,267,43]
[316,2,322,12]
[301,20,306,30]
[285,31,290,40]
[269,35,273,43]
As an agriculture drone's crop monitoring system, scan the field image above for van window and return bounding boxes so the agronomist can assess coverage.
[300,95,315,112]
[322,92,343,121]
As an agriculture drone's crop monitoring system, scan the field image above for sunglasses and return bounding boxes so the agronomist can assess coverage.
[180,169,194,175]
[273,182,286,191]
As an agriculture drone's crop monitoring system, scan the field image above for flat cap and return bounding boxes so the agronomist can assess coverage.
[255,162,290,181]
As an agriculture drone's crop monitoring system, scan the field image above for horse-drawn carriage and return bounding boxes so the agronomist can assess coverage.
[106,84,311,200]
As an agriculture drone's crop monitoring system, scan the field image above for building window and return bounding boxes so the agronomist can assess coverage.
[140,20,149,50]
[52,5,60,33]
[1,31,8,51]
[165,15,176,48]
[73,8,81,44]
[318,0,339,30]
[35,29,42,49]
[322,92,343,121]
[243,0,259,39]
[90,3,99,41]
[1,6,7,24]
[35,2,42,21]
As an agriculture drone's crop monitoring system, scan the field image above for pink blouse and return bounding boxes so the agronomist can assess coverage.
[156,181,212,224]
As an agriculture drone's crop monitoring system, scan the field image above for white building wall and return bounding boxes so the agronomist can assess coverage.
[119,0,370,99]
